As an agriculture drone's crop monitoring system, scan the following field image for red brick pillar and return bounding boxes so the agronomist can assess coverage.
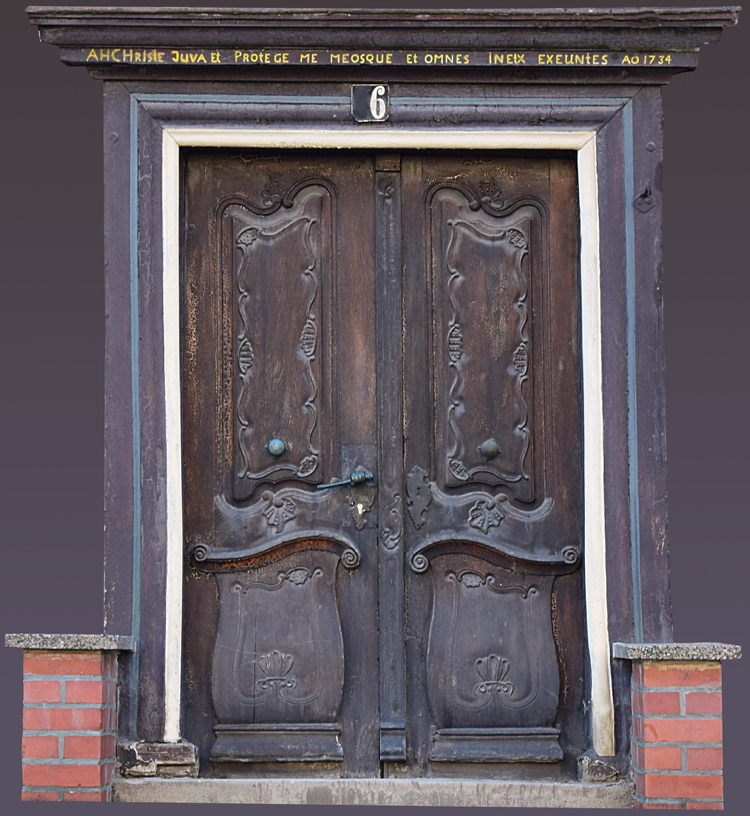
[614,642,740,810]
[6,634,133,802]
[21,650,118,801]
[632,661,723,809]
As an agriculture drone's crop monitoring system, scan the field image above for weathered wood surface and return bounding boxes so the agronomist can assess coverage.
[181,150,583,775]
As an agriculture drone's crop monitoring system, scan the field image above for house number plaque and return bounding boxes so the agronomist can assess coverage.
[351,84,389,122]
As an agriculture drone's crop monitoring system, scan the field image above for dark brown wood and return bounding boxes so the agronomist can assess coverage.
[181,149,584,776]
[102,80,135,637]
[631,87,673,644]
[182,151,380,776]
[401,153,583,773]
[134,104,168,743]
[28,6,740,55]
[375,162,406,763]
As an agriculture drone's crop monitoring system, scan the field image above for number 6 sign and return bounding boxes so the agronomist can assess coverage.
[351,84,390,122]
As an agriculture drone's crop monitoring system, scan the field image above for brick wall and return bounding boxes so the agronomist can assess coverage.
[21,651,117,802]
[632,660,724,809]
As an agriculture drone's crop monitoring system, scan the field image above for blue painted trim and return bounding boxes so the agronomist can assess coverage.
[132,92,630,108]
[129,94,142,730]
[133,93,345,104]
[399,96,631,107]
[623,100,643,642]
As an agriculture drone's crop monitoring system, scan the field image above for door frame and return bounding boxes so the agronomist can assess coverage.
[163,123,609,751]
[120,87,654,764]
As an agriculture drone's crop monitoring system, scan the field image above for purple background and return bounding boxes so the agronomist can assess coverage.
[1,1,747,813]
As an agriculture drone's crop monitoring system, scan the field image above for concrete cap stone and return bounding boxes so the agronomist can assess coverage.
[5,633,136,651]
[612,642,741,661]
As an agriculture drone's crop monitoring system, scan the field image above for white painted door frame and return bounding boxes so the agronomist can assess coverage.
[157,125,614,757]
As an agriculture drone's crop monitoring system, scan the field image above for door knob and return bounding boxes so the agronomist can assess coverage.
[317,467,374,490]
[267,438,286,457]
[479,438,500,460]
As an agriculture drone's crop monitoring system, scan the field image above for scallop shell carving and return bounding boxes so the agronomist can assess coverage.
[506,228,527,249]
[300,318,317,358]
[238,339,255,374]
[237,226,260,247]
[512,343,528,377]
[261,492,297,534]
[448,324,463,363]
[468,498,505,534]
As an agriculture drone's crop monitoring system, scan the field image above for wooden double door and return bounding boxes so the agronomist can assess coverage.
[181,149,586,777]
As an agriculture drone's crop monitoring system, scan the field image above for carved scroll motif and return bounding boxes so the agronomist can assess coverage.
[405,468,566,572]
[379,492,403,550]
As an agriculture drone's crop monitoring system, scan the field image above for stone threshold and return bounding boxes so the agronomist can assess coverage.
[113,777,634,808]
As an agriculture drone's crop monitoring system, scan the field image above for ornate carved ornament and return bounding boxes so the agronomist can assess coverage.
[404,467,579,572]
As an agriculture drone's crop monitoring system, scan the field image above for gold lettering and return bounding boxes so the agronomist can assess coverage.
[386,53,393,64]
[99,49,111,61]
[516,53,525,64]
[86,49,98,62]
[407,53,417,64]
[602,54,608,65]
[158,52,165,63]
[330,53,341,63]
[592,54,600,65]
[135,52,142,63]
[172,50,180,63]
[122,49,133,62]
[111,49,121,63]
[211,51,221,63]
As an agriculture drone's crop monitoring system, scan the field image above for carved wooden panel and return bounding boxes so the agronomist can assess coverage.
[209,549,347,762]
[426,555,559,732]
[429,183,542,499]
[211,550,344,726]
[403,156,582,570]
[224,181,334,500]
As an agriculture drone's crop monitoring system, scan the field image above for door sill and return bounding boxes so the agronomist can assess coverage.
[113,776,634,807]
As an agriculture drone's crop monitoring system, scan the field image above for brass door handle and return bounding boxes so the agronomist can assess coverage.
[317,467,374,490]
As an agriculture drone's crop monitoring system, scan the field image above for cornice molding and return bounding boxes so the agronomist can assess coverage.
[28,6,740,52]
